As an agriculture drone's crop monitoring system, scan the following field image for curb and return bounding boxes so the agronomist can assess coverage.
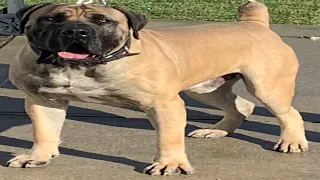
[0,35,15,49]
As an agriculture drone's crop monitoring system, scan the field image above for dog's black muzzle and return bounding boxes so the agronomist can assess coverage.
[55,23,95,52]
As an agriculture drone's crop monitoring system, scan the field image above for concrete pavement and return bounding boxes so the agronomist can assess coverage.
[0,21,319,180]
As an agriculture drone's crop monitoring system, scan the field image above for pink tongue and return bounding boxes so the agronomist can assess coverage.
[57,52,89,59]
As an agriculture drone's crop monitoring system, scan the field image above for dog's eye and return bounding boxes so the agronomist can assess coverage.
[45,17,55,21]
[90,14,114,25]
[99,18,112,24]
[39,13,66,23]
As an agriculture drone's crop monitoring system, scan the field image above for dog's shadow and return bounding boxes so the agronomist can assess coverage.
[0,136,148,172]
[1,94,319,146]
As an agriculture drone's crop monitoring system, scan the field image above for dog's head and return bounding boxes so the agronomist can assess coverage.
[17,3,148,62]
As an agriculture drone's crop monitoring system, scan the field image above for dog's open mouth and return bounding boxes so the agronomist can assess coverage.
[37,43,107,66]
[57,43,93,60]
[57,52,90,60]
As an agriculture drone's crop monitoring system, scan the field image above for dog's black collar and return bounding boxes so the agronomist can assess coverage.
[101,37,140,62]
[29,37,140,66]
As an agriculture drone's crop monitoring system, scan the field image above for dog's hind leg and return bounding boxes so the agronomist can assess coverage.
[7,96,68,168]
[243,67,308,153]
[185,75,255,138]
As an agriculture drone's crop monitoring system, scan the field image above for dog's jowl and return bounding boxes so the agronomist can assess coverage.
[7,1,308,175]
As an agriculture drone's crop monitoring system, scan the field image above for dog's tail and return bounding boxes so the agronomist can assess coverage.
[238,0,270,28]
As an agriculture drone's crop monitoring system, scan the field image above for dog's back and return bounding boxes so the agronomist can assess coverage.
[138,0,294,90]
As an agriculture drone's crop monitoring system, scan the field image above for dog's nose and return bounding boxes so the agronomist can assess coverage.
[61,29,89,38]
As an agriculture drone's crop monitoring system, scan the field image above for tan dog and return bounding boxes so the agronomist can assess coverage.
[7,0,308,176]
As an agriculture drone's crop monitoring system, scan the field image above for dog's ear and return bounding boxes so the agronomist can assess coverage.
[112,6,148,39]
[16,3,51,34]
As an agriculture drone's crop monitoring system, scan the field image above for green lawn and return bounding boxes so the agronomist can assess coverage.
[1,0,319,25]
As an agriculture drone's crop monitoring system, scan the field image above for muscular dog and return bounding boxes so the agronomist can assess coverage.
[7,1,308,175]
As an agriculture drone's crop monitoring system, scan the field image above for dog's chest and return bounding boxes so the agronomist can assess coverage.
[28,65,132,105]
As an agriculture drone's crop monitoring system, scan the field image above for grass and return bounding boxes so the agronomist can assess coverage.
[0,0,319,25]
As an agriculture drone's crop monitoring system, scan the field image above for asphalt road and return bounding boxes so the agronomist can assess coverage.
[0,21,319,180]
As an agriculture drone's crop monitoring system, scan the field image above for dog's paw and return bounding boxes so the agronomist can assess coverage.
[273,138,309,153]
[6,154,58,168]
[143,161,195,176]
[188,129,228,138]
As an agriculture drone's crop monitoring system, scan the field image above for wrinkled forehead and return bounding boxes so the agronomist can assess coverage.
[29,4,127,22]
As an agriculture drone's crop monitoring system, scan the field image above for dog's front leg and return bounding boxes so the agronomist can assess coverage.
[143,96,195,176]
[7,96,69,168]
